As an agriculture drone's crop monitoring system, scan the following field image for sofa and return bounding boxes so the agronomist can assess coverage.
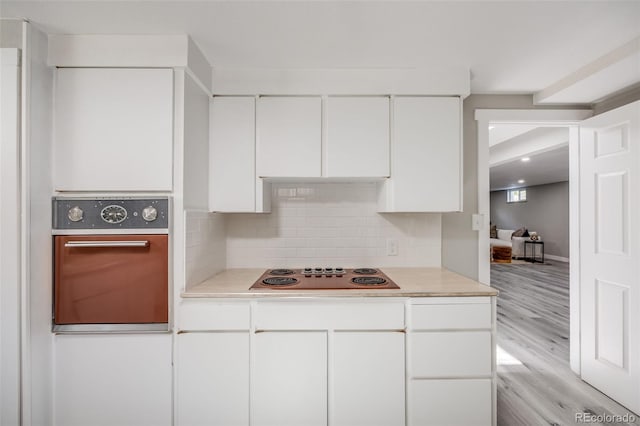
[490,228,540,259]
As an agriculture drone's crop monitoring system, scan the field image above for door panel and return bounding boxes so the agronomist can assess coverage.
[54,68,173,191]
[332,332,405,426]
[580,100,640,413]
[326,96,390,177]
[177,333,249,426]
[54,234,168,324]
[256,96,321,177]
[596,171,628,254]
[252,331,327,426]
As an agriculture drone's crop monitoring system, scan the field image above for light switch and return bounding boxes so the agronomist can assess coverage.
[472,214,484,231]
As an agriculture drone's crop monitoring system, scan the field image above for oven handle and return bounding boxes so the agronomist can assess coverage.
[64,240,150,248]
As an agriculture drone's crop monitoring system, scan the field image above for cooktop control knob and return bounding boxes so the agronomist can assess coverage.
[142,206,158,222]
[67,206,84,222]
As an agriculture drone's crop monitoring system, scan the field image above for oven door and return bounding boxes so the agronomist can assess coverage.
[54,234,168,332]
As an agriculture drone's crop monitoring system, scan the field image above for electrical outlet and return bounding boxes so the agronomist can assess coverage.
[386,238,398,256]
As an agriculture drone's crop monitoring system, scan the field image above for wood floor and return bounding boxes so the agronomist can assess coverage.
[491,261,640,426]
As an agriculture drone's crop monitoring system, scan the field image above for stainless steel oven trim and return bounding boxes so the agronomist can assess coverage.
[53,323,170,333]
[64,240,150,248]
[53,229,169,235]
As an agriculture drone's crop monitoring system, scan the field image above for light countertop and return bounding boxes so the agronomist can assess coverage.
[182,268,498,298]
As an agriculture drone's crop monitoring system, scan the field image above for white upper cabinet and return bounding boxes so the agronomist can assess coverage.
[256,96,322,178]
[379,96,462,212]
[326,96,390,177]
[54,68,173,192]
[210,96,270,213]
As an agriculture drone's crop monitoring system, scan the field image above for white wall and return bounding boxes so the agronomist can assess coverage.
[226,182,442,268]
[442,94,588,280]
[491,182,570,259]
[24,23,55,426]
[183,73,210,210]
[0,46,22,426]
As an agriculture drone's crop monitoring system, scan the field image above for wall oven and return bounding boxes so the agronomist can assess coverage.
[52,197,170,332]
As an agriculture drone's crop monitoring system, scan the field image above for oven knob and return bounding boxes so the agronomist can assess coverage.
[67,206,84,222]
[142,206,158,222]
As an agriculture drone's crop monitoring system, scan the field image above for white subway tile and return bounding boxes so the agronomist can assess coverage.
[224,183,442,268]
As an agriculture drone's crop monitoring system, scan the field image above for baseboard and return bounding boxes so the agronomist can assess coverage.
[545,254,569,263]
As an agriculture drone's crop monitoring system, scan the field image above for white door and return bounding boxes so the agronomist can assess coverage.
[325,96,390,177]
[580,100,640,413]
[176,332,249,426]
[332,332,405,426]
[379,96,462,212]
[256,96,321,178]
[54,334,172,426]
[54,68,173,191]
[252,331,327,426]
[210,96,257,212]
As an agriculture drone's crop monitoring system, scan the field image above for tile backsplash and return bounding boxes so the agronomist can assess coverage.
[226,183,441,268]
[185,210,226,288]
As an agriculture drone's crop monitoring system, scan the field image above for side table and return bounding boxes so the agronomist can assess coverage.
[524,240,544,263]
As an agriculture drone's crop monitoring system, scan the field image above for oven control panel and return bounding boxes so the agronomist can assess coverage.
[53,197,169,230]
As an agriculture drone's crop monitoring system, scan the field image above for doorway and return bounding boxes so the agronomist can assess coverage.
[477,106,640,423]
[476,109,589,371]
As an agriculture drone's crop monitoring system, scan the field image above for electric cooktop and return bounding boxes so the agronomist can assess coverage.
[249,268,400,290]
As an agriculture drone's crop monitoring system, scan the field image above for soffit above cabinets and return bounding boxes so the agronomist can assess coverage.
[3,1,639,100]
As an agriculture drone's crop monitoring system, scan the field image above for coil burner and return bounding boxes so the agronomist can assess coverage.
[262,277,299,286]
[269,269,295,275]
[351,277,387,286]
[353,268,378,274]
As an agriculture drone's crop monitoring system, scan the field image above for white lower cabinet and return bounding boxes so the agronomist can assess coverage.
[176,300,251,426]
[177,332,250,426]
[253,331,328,426]
[174,297,495,426]
[333,332,405,426]
[54,334,172,426]
[410,379,493,426]
[408,297,496,426]
[411,331,492,378]
[252,299,406,426]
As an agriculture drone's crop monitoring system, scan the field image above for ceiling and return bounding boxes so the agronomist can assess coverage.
[490,145,569,191]
[489,124,570,191]
[2,1,640,97]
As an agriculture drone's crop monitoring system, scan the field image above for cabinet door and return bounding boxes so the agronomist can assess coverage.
[177,332,249,426]
[382,97,461,212]
[210,96,257,212]
[326,97,390,177]
[54,68,173,191]
[410,379,492,426]
[333,332,405,426]
[411,331,492,378]
[54,334,172,426]
[253,331,327,426]
[256,96,321,177]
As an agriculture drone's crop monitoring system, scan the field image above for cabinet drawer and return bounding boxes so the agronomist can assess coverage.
[409,379,492,426]
[411,331,492,378]
[255,301,405,330]
[411,303,491,330]
[179,300,250,331]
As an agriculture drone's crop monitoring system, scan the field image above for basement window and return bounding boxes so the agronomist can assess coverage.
[507,188,527,203]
